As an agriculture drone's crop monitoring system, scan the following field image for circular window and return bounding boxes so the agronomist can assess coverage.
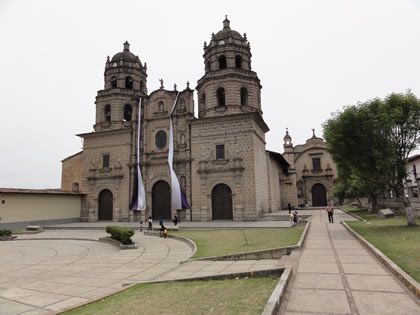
[155,130,167,149]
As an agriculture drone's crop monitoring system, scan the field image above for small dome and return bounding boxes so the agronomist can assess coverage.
[110,41,141,64]
[214,16,244,41]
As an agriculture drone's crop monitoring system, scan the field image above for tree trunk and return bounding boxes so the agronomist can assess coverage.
[401,195,417,226]
[368,193,378,213]
[356,197,362,208]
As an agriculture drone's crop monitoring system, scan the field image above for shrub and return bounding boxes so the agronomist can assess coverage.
[106,226,134,245]
[0,230,12,237]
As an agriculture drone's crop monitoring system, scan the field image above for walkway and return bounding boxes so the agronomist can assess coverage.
[280,209,420,315]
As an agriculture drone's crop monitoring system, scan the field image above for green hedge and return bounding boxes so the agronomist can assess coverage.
[0,230,12,237]
[105,226,134,245]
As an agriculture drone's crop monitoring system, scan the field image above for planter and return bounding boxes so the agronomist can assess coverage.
[0,235,17,241]
[98,237,138,250]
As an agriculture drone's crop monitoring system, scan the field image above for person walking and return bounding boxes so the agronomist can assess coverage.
[173,215,178,226]
[138,221,143,232]
[160,224,165,237]
[326,203,334,223]
[148,216,153,231]
[288,203,292,214]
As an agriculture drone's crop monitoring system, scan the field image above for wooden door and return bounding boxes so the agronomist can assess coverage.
[212,184,233,220]
[152,181,171,220]
[312,183,327,207]
[98,189,113,220]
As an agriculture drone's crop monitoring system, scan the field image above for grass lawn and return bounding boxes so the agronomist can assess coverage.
[172,228,304,258]
[63,277,279,315]
[345,208,420,282]
[341,206,377,221]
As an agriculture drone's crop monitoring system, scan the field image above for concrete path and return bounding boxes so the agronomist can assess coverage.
[280,209,420,315]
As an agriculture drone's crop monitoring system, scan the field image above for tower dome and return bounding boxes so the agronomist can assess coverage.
[110,41,142,65]
[213,16,244,41]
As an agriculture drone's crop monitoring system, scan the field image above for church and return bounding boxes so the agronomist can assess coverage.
[61,17,337,222]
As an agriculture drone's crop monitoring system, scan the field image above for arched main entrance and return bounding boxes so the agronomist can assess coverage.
[98,189,113,220]
[212,184,233,220]
[152,181,171,220]
[312,183,327,207]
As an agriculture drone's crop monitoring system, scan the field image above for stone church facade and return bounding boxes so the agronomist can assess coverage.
[62,18,333,222]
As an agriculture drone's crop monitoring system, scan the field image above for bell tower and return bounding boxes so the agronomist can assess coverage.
[196,17,262,118]
[94,42,148,132]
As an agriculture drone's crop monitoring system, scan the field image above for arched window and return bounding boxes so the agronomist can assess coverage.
[217,88,225,106]
[125,76,133,89]
[124,104,132,121]
[180,133,186,144]
[155,130,167,149]
[158,101,164,112]
[218,55,227,69]
[140,80,144,91]
[240,88,248,106]
[201,93,206,105]
[206,61,211,72]
[111,76,117,88]
[235,55,242,69]
[104,104,111,121]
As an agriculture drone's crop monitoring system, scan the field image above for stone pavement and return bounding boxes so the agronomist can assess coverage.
[280,209,420,315]
[0,231,193,314]
[2,210,419,314]
[0,228,283,314]
[44,219,291,230]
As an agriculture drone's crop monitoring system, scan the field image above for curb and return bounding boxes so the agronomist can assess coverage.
[339,207,367,222]
[123,267,285,285]
[342,221,420,300]
[181,221,310,262]
[143,232,197,257]
[12,237,100,242]
[262,267,292,315]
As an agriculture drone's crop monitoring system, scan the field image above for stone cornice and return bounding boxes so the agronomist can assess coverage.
[77,127,132,138]
[190,112,269,133]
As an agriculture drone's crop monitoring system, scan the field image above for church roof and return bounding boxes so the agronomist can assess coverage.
[267,150,290,174]
[0,188,85,195]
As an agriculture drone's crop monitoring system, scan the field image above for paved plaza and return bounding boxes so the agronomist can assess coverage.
[0,209,419,314]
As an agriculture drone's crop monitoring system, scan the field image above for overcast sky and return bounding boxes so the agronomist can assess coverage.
[1,0,419,189]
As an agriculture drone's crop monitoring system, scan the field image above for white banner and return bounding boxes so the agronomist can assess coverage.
[136,98,146,210]
[168,93,182,211]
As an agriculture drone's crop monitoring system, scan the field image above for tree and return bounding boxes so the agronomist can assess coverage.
[324,91,420,226]
[333,170,370,207]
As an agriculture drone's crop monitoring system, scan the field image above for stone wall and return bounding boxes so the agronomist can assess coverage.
[80,129,132,222]
[61,152,83,192]
[191,113,261,221]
